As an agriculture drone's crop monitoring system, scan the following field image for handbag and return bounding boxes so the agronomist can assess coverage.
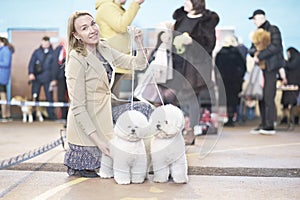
[34,53,49,75]
[240,65,264,100]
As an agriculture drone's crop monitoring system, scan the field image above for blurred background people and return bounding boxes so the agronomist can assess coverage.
[136,30,176,106]
[51,38,68,122]
[0,36,14,122]
[28,36,56,120]
[280,47,300,124]
[95,0,145,100]
[215,35,246,126]
[168,0,219,134]
[248,9,285,135]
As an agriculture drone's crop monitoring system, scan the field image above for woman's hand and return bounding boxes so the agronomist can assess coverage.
[133,28,144,44]
[89,131,111,156]
[97,141,110,156]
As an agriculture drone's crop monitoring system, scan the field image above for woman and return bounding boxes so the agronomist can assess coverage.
[0,36,14,122]
[280,47,300,124]
[167,0,219,142]
[64,11,151,178]
[215,35,246,126]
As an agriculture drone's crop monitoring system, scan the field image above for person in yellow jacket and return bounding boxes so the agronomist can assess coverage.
[95,0,145,99]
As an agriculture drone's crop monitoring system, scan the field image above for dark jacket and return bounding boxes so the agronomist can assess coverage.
[285,51,300,86]
[28,46,55,83]
[249,20,285,72]
[216,46,246,105]
[169,7,219,95]
[281,50,300,105]
[173,7,219,56]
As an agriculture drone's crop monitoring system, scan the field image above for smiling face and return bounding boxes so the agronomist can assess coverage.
[73,14,100,50]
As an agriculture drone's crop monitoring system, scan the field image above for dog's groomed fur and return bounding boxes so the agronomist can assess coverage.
[149,104,188,183]
[99,110,149,184]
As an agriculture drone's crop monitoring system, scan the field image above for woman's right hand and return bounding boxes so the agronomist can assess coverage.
[97,141,110,156]
[89,132,111,156]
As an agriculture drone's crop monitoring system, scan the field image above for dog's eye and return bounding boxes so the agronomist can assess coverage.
[165,120,168,124]
[127,125,132,128]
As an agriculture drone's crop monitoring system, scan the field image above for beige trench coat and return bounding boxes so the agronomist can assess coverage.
[65,40,147,146]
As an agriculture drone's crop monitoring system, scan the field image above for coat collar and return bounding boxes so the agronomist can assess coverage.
[84,40,115,88]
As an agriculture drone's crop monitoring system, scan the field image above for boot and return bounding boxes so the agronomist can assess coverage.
[280,109,289,124]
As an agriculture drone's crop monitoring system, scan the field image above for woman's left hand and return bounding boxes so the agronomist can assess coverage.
[133,28,143,43]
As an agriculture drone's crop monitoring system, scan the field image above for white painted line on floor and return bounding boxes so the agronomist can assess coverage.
[187,142,300,157]
[33,177,88,200]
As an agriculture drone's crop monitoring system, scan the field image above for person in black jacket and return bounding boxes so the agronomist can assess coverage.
[248,9,285,135]
[215,35,246,126]
[28,36,56,120]
[280,47,300,124]
[166,0,219,139]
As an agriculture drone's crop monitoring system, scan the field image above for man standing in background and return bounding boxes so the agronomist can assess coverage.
[248,9,285,135]
[28,36,56,120]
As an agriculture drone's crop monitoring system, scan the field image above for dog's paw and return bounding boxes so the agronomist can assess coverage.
[114,178,131,185]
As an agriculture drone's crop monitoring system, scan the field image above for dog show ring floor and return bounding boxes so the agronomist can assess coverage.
[0,120,299,200]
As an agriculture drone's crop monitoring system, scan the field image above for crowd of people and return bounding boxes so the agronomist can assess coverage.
[0,0,300,178]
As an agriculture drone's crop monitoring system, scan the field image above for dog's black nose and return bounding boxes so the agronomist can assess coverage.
[131,129,136,134]
[156,124,161,129]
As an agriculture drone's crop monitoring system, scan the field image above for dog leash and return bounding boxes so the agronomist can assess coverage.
[128,26,165,107]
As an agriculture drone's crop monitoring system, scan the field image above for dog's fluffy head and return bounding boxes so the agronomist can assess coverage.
[11,96,26,102]
[251,28,271,51]
[114,110,149,142]
[150,104,184,138]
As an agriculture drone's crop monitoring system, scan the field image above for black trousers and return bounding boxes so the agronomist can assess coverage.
[258,69,277,128]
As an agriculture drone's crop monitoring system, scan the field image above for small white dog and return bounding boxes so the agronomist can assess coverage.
[11,95,45,123]
[99,110,149,184]
[149,104,188,183]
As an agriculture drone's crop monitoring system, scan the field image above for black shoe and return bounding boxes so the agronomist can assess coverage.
[224,121,235,127]
[280,116,288,124]
[293,116,299,125]
[78,170,100,178]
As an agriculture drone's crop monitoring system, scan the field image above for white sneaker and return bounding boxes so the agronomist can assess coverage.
[250,127,261,134]
[259,128,276,135]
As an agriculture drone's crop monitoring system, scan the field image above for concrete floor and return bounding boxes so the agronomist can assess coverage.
[0,120,299,200]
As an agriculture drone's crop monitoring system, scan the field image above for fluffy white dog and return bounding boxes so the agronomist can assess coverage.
[149,104,188,183]
[99,110,149,184]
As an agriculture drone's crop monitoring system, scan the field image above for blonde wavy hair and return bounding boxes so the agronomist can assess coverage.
[66,10,94,62]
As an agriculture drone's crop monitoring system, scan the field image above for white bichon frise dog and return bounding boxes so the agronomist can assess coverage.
[149,104,188,183]
[99,110,149,184]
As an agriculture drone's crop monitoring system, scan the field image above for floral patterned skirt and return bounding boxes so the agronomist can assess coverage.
[64,101,153,175]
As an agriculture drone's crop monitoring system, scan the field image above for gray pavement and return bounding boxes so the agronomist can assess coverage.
[0,119,299,200]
